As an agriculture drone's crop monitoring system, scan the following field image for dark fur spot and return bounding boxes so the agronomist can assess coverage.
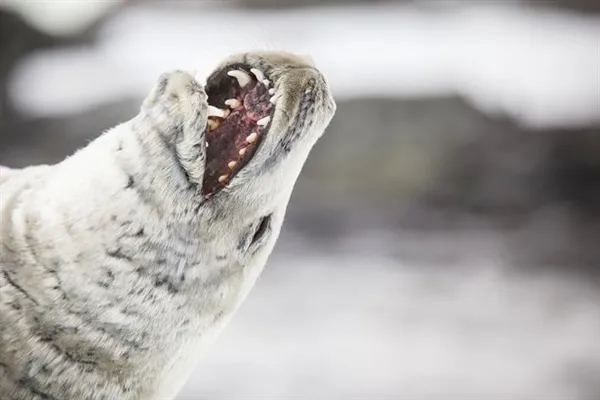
[17,378,59,400]
[46,266,70,300]
[187,82,197,95]
[98,270,115,288]
[153,277,180,294]
[2,271,39,305]
[106,248,133,262]
[133,227,145,237]
[170,92,180,102]
[125,175,135,189]
[193,203,201,214]
[213,311,225,323]
[157,76,168,95]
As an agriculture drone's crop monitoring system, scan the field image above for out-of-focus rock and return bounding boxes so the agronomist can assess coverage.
[295,97,600,218]
[0,0,125,37]
[0,99,138,168]
[235,0,600,13]
[0,10,56,122]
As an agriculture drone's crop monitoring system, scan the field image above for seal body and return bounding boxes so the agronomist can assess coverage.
[0,51,336,399]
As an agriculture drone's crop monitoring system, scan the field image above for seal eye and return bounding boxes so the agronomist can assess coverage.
[251,215,271,245]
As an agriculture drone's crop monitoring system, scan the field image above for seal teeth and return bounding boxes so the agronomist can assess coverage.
[224,99,240,108]
[228,161,237,169]
[269,95,279,104]
[218,175,228,183]
[227,70,251,88]
[239,147,247,156]
[246,132,258,143]
[257,116,270,126]
[268,88,275,95]
[207,119,220,130]
[262,79,270,87]
[208,105,226,118]
[250,68,265,82]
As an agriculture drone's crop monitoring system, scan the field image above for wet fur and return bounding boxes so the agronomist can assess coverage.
[0,51,335,399]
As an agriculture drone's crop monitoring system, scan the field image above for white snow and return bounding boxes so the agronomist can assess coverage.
[7,3,600,128]
[176,234,600,400]
[0,0,122,37]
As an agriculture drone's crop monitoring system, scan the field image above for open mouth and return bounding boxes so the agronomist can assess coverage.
[201,65,277,199]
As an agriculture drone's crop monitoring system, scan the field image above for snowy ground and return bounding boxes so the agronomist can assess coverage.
[176,230,600,400]
[8,3,600,128]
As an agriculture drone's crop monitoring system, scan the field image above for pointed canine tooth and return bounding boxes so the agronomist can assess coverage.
[239,147,247,156]
[205,141,209,148]
[246,132,258,143]
[227,70,251,88]
[218,175,228,183]
[250,68,265,82]
[269,95,278,104]
[228,161,237,169]
[208,105,226,118]
[224,99,240,108]
[262,79,270,86]
[257,116,270,126]
[268,88,275,95]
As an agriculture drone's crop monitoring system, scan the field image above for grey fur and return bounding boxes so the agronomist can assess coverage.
[0,51,336,399]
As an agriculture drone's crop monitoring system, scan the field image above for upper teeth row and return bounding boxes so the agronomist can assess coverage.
[208,101,237,119]
[227,68,270,88]
[207,105,226,118]
[224,99,240,108]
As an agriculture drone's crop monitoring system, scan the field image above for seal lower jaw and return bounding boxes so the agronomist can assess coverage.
[200,65,277,199]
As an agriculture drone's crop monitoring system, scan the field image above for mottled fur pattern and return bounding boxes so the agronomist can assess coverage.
[0,51,336,399]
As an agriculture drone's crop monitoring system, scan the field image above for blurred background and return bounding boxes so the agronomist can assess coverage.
[1,0,599,399]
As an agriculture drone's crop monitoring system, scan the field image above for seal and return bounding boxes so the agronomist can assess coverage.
[0,51,336,400]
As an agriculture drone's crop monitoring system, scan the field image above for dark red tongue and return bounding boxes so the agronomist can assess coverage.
[201,76,274,199]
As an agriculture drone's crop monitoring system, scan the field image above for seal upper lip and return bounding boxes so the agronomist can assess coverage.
[201,65,277,199]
